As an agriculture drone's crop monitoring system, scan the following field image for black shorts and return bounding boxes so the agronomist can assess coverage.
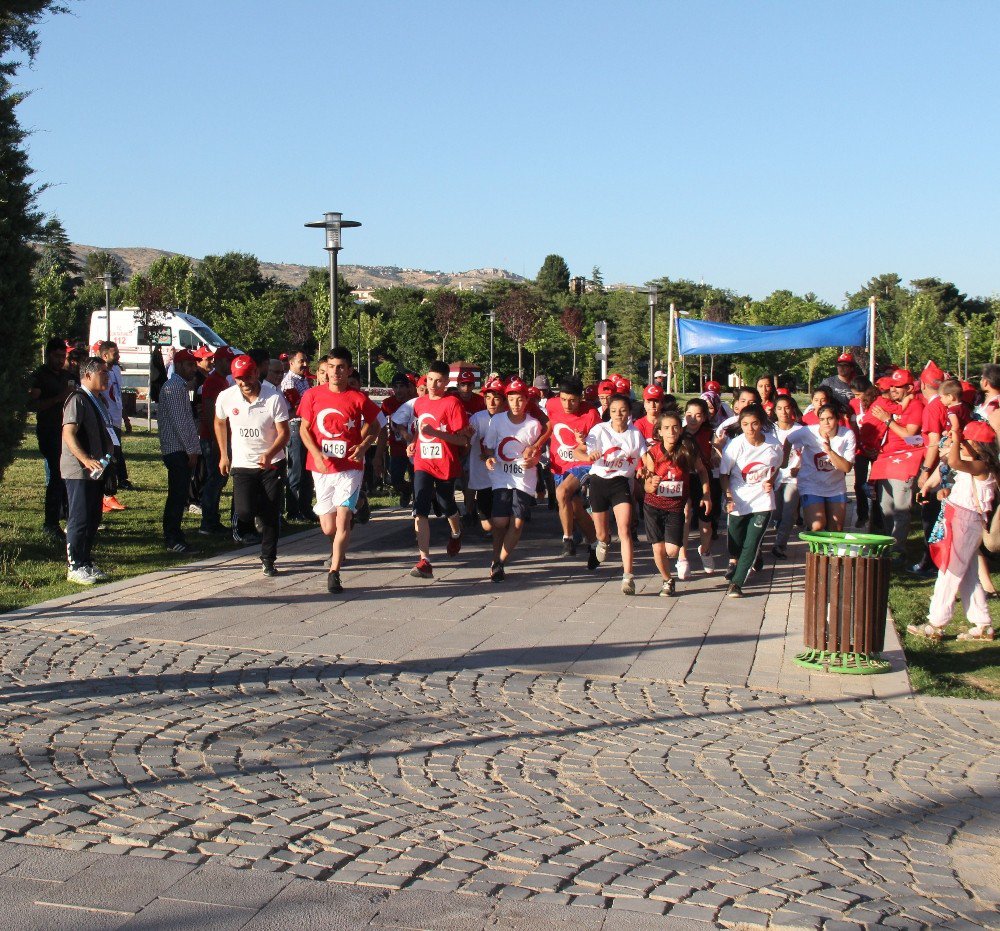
[492,487,535,522]
[588,475,633,514]
[474,487,493,520]
[413,471,458,519]
[644,504,685,545]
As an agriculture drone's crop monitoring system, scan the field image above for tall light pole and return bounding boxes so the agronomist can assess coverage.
[964,325,970,379]
[305,211,361,350]
[666,302,676,392]
[648,285,658,382]
[488,307,495,374]
[102,272,113,344]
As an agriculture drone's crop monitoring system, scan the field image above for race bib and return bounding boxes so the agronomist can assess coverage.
[814,452,834,472]
[657,480,684,498]
[322,439,348,458]
[558,447,576,462]
[420,442,443,459]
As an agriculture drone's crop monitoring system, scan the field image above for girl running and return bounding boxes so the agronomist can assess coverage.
[770,394,803,558]
[786,403,856,532]
[641,411,711,596]
[683,397,720,572]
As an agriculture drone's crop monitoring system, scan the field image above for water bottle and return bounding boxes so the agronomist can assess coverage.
[90,453,112,480]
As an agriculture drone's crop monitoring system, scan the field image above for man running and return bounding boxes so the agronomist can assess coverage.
[467,377,507,535]
[214,355,291,576]
[483,377,542,581]
[407,361,470,579]
[298,347,381,594]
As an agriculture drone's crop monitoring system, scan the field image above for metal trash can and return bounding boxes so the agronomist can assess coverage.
[796,531,894,675]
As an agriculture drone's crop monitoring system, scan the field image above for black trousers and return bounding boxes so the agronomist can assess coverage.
[232,464,285,563]
[162,451,192,546]
[65,478,103,569]
[38,431,66,527]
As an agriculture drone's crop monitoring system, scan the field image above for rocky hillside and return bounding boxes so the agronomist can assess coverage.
[68,244,527,292]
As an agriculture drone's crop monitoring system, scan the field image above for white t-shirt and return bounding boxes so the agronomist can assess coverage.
[786,424,856,497]
[774,423,802,487]
[390,398,416,434]
[467,409,493,491]
[485,412,542,494]
[715,414,738,441]
[720,434,783,515]
[100,364,125,427]
[216,381,290,470]
[585,422,647,480]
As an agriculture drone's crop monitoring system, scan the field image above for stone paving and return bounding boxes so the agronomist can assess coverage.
[0,507,997,929]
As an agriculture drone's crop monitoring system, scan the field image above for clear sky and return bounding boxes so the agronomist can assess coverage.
[15,0,1000,305]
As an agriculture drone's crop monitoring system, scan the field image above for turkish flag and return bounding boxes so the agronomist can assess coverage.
[869,446,923,482]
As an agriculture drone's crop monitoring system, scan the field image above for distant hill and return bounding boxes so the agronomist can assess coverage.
[68,244,528,292]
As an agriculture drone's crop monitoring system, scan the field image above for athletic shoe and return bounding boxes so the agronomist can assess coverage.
[188,503,202,515]
[261,560,278,577]
[103,495,126,511]
[724,563,737,581]
[234,532,262,546]
[621,576,635,596]
[102,499,115,514]
[198,524,227,536]
[67,566,96,585]
[327,570,343,594]
[660,578,676,597]
[699,550,715,575]
[42,524,66,543]
[410,558,433,579]
[166,541,194,554]
[446,533,463,556]
[87,565,108,581]
[727,584,744,598]
[355,495,371,524]
[490,560,505,582]
[595,541,609,564]
[676,560,691,581]
[587,546,600,571]
[772,545,787,559]
[561,537,576,557]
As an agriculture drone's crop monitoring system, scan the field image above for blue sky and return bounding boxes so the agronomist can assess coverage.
[16,0,1000,304]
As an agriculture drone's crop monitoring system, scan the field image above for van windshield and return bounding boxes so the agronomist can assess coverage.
[189,322,225,346]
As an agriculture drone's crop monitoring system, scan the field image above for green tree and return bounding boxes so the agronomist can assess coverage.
[83,250,128,287]
[296,266,355,350]
[33,215,79,282]
[188,252,271,326]
[497,287,542,375]
[148,254,194,310]
[607,289,647,379]
[889,293,940,372]
[375,360,398,387]
[536,254,570,298]
[32,264,76,348]
[591,266,604,292]
[2,2,63,481]
[430,289,468,361]
[560,305,583,373]
[213,292,286,351]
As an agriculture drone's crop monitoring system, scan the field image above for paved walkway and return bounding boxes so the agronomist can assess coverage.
[0,507,997,930]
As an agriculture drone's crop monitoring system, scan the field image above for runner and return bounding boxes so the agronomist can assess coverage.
[297,347,381,594]
[483,377,542,581]
[543,376,601,565]
[719,404,785,598]
[684,396,722,558]
[408,361,470,579]
[374,374,415,507]
[770,394,804,557]
[467,377,506,535]
[786,403,856,532]
[214,355,291,576]
[640,410,711,596]
[577,394,647,593]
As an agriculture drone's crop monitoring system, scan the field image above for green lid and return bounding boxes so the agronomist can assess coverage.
[799,531,894,556]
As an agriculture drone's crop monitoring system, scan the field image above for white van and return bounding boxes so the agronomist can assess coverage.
[89,308,230,389]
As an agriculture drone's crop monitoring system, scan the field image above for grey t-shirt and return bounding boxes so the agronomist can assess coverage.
[60,391,114,481]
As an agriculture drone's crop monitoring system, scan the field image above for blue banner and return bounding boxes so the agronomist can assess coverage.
[676,307,870,356]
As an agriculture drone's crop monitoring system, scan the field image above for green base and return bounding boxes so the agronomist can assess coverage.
[794,649,892,675]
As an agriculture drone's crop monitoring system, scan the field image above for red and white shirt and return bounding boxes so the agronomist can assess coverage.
[215,381,290,470]
[585,422,647,480]
[412,394,469,479]
[719,434,782,515]
[546,398,601,474]
[298,385,381,473]
[484,412,542,494]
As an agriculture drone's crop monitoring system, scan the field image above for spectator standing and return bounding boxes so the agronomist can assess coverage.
[29,338,73,541]
[197,347,234,535]
[281,351,314,521]
[819,352,859,409]
[98,340,133,494]
[215,355,291,576]
[61,357,115,583]
[158,349,200,553]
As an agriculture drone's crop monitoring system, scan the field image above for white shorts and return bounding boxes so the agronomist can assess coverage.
[313,469,364,515]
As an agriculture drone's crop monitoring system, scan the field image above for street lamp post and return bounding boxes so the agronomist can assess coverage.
[964,325,970,380]
[488,307,495,375]
[102,272,113,344]
[648,285,658,382]
[304,211,361,350]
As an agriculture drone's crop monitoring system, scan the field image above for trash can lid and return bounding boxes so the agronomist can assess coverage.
[799,531,895,556]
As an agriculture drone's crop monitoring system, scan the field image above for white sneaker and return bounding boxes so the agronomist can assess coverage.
[621,576,635,595]
[67,566,96,585]
[595,541,609,564]
[699,550,715,575]
[676,559,691,581]
[87,565,108,581]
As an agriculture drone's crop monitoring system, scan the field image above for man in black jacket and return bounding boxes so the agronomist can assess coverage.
[29,338,74,541]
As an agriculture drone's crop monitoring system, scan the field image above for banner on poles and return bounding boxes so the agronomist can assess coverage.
[676,307,870,357]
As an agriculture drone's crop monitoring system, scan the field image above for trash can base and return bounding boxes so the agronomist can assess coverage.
[794,649,892,675]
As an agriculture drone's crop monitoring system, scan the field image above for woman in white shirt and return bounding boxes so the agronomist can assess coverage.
[719,404,784,598]
[770,395,803,559]
[786,404,856,533]
[576,395,647,595]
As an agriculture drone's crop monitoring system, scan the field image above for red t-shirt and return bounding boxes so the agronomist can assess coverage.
[412,394,469,479]
[454,390,486,416]
[200,371,230,440]
[546,397,601,474]
[635,417,657,441]
[298,386,381,473]
[859,397,899,454]
[380,395,409,457]
[686,423,713,470]
[644,443,690,512]
[883,393,925,455]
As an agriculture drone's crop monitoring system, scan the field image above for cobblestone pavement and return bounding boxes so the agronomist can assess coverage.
[0,621,996,929]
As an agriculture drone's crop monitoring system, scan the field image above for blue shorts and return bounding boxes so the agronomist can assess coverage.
[800,492,848,507]
[552,465,590,490]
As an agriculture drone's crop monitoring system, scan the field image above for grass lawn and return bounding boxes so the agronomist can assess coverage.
[2,421,998,700]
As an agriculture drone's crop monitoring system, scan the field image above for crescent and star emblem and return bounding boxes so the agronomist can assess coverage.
[602,445,622,462]
[416,413,438,439]
[317,408,346,439]
[498,436,524,462]
[553,423,578,450]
